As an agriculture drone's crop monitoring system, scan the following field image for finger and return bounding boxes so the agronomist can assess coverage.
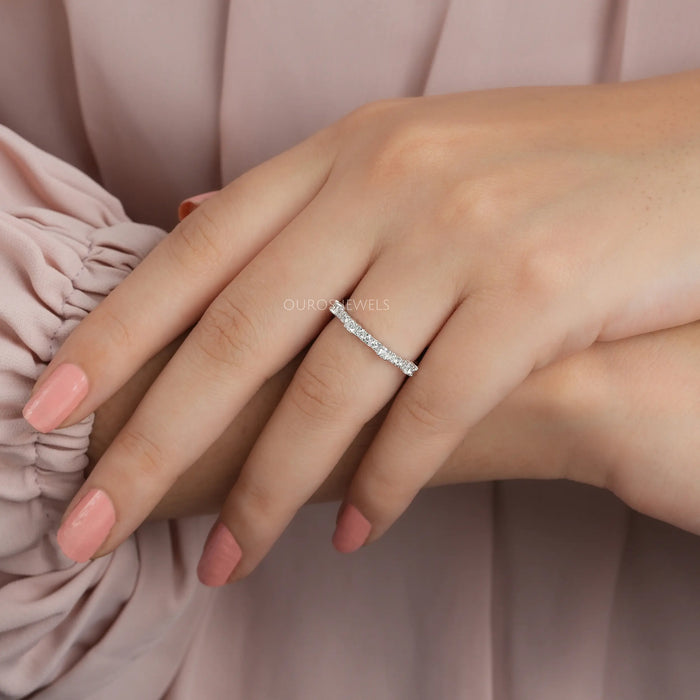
[55,189,372,563]
[195,247,461,585]
[332,293,549,552]
[178,190,219,221]
[22,123,338,433]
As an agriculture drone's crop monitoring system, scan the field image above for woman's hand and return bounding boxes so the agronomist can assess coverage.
[22,69,700,583]
[89,314,700,556]
[86,317,592,522]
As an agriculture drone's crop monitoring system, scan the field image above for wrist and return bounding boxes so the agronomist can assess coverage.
[529,346,612,490]
[427,347,602,489]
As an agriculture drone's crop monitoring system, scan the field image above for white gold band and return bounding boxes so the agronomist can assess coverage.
[329,299,419,377]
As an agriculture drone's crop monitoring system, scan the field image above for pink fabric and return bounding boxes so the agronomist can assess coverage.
[0,1,699,698]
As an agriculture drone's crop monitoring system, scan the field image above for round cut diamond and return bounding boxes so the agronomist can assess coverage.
[329,300,418,376]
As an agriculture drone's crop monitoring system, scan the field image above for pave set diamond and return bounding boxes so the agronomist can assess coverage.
[329,299,419,376]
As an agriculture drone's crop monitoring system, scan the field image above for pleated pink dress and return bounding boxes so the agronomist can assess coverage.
[0,1,699,698]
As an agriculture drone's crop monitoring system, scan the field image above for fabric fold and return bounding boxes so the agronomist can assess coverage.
[62,0,229,230]
[218,0,450,182]
[0,123,213,699]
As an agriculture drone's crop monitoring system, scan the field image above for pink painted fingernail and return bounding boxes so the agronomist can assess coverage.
[177,190,219,221]
[332,503,372,553]
[197,522,242,587]
[22,363,89,433]
[57,488,116,562]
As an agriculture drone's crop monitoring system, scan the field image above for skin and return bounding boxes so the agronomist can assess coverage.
[87,332,583,520]
[86,320,700,544]
[29,68,700,583]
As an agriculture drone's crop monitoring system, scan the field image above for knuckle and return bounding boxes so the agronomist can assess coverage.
[117,426,166,479]
[98,305,133,350]
[513,244,573,301]
[436,175,510,233]
[194,294,260,371]
[168,207,224,272]
[366,118,448,186]
[340,97,403,134]
[288,359,349,424]
[395,385,456,437]
[237,475,278,522]
[360,467,405,516]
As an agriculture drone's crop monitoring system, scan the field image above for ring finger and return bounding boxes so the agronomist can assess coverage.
[199,244,462,584]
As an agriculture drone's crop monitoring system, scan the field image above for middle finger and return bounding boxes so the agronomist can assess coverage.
[207,245,460,582]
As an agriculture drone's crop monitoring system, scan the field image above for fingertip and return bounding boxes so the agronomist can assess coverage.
[335,500,348,525]
[332,503,371,553]
[177,190,220,222]
[22,362,89,433]
[197,521,242,587]
[56,487,116,562]
[177,200,197,222]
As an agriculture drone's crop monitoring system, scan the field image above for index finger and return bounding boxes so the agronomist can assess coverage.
[57,185,371,562]
[21,124,338,433]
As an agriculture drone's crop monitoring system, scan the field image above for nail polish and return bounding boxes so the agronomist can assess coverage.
[197,522,242,587]
[22,363,89,432]
[332,503,371,553]
[57,488,116,562]
[177,190,219,221]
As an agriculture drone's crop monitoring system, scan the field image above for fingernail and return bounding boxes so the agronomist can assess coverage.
[57,488,116,562]
[177,190,219,221]
[22,363,89,433]
[197,522,242,587]
[332,503,371,553]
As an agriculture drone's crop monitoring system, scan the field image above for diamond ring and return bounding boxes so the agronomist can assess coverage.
[329,300,419,376]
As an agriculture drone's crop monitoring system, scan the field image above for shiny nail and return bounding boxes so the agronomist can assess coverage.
[197,522,242,587]
[22,363,89,432]
[332,503,371,553]
[177,190,219,221]
[57,488,116,562]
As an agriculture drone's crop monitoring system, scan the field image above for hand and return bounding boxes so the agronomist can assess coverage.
[565,320,700,538]
[90,310,700,549]
[22,70,700,584]
[87,314,594,522]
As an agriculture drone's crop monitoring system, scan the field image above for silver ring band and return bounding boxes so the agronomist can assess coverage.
[329,300,419,376]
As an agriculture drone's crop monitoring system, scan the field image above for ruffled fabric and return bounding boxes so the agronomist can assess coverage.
[0,124,214,699]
